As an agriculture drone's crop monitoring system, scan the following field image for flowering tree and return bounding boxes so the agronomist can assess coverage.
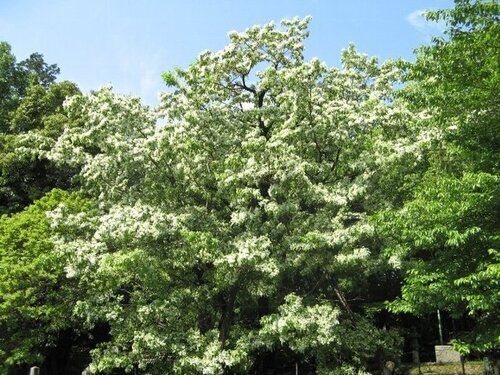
[49,18,423,374]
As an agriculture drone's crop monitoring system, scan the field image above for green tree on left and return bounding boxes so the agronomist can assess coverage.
[0,189,92,373]
[0,42,84,374]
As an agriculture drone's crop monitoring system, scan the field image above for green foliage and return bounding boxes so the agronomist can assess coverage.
[0,189,91,370]
[379,0,499,354]
[0,43,61,131]
[404,0,499,172]
[17,52,60,90]
[380,173,499,319]
[0,42,22,132]
[0,41,81,214]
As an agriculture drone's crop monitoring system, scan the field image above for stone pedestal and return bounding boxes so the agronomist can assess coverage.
[410,337,420,364]
[383,361,395,375]
[435,345,461,363]
[484,357,500,375]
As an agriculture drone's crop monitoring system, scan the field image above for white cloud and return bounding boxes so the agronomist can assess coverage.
[407,9,445,34]
[407,10,427,31]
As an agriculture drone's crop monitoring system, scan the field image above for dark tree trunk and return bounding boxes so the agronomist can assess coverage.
[219,283,239,349]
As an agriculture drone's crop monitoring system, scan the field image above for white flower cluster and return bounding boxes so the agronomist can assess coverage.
[259,294,340,352]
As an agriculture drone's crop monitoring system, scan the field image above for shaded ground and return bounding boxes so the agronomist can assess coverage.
[402,361,484,375]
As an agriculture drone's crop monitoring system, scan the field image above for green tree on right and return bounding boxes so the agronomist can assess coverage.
[377,0,499,354]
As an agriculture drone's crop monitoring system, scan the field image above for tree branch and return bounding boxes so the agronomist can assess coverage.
[333,284,356,326]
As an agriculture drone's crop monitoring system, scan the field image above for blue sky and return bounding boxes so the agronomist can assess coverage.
[0,0,453,105]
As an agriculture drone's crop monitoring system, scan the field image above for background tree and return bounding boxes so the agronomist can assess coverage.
[0,43,86,374]
[0,42,80,214]
[377,0,499,354]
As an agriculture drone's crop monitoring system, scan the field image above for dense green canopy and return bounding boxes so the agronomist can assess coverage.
[0,189,90,370]
[378,0,499,354]
[0,41,80,215]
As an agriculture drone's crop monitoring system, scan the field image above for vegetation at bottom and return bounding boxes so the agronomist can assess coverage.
[404,361,485,375]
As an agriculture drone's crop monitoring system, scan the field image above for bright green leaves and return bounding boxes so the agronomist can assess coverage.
[161,71,178,87]
[381,172,499,316]
[0,189,89,368]
[378,1,500,355]
[404,1,499,173]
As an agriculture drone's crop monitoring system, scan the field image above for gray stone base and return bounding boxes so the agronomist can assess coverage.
[435,345,461,363]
